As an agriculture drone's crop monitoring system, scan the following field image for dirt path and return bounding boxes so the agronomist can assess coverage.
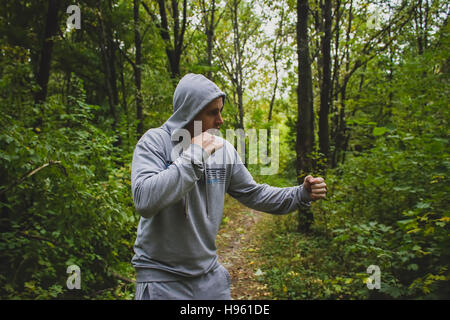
[216,195,271,300]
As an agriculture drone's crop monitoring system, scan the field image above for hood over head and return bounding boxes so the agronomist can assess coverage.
[161,73,226,136]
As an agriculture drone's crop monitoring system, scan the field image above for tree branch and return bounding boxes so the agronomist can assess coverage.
[1,161,67,196]
[117,46,137,73]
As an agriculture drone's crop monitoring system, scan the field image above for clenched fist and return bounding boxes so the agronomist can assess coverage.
[191,131,224,156]
[303,175,327,200]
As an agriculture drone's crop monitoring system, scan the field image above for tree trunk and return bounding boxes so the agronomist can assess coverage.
[156,0,187,78]
[200,0,217,79]
[206,0,215,79]
[236,85,244,130]
[268,5,286,147]
[97,2,120,146]
[331,0,352,168]
[414,0,430,55]
[107,32,120,110]
[414,0,424,55]
[231,0,245,130]
[330,0,341,166]
[268,5,284,126]
[318,0,332,165]
[134,0,144,136]
[98,7,115,121]
[119,55,129,143]
[34,0,61,105]
[296,0,315,233]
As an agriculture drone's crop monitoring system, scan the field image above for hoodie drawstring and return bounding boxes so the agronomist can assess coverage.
[184,195,189,219]
[204,166,209,217]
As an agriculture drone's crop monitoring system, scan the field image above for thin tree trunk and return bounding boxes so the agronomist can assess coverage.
[318,0,332,165]
[330,0,341,167]
[331,0,341,108]
[237,85,244,130]
[296,0,315,233]
[108,33,119,109]
[134,0,144,136]
[414,0,424,55]
[414,0,430,54]
[98,8,117,126]
[314,0,323,91]
[383,7,394,123]
[424,0,430,50]
[268,5,286,147]
[207,0,215,79]
[200,0,217,79]
[268,6,284,126]
[331,0,352,168]
[230,0,245,130]
[235,0,244,130]
[119,56,129,142]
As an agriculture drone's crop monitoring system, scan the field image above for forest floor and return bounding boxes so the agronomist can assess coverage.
[216,195,272,300]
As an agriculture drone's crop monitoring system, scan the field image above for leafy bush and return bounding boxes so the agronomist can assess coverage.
[0,98,138,299]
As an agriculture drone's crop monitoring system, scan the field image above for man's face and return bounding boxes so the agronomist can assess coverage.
[186,97,224,137]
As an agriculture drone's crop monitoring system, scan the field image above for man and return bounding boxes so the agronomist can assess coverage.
[131,73,327,300]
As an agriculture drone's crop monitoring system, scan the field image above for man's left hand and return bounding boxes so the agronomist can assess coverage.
[303,175,327,201]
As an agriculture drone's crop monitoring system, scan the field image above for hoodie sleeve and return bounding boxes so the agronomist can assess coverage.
[131,132,209,218]
[227,151,311,215]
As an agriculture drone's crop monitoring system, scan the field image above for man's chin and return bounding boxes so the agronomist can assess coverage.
[205,127,221,132]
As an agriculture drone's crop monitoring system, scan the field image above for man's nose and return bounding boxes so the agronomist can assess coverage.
[217,113,224,125]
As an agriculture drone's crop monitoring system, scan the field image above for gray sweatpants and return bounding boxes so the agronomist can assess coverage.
[135,264,231,300]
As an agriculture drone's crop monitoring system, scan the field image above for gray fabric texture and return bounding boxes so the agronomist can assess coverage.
[135,264,231,300]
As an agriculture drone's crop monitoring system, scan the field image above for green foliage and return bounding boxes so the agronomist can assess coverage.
[255,21,449,300]
[0,97,138,299]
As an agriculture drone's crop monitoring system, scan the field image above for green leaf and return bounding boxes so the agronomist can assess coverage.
[416,202,431,209]
[373,127,388,136]
[397,218,415,226]
[407,264,419,271]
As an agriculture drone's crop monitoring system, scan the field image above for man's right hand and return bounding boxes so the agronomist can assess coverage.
[191,132,224,155]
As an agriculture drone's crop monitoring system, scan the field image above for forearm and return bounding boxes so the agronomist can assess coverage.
[132,144,208,218]
[227,163,312,214]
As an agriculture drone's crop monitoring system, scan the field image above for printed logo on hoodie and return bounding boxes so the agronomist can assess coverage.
[206,168,226,184]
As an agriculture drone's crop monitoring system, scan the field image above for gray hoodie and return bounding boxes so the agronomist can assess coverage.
[131,73,311,282]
